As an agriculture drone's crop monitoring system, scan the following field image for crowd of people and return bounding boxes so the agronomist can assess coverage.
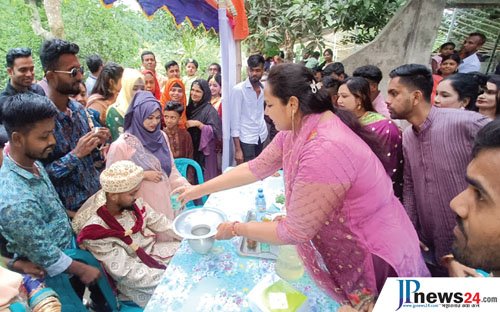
[0,30,499,311]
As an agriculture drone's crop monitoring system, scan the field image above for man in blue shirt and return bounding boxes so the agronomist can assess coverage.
[0,93,101,306]
[230,54,268,164]
[39,39,110,218]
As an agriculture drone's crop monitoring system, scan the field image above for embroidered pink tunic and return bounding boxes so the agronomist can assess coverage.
[249,112,429,304]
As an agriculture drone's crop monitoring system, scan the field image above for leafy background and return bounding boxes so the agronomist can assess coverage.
[0,0,221,86]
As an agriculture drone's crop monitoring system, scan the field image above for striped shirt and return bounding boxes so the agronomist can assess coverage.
[402,106,490,263]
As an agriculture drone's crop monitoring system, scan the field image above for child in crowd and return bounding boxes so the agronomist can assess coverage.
[163,101,193,159]
[182,58,199,100]
[431,42,455,74]
[73,82,88,107]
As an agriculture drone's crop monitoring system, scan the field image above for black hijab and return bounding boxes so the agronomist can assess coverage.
[186,79,222,163]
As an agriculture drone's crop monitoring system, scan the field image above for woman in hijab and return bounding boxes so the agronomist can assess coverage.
[142,69,161,100]
[160,78,187,129]
[106,91,190,219]
[106,69,145,141]
[186,79,222,181]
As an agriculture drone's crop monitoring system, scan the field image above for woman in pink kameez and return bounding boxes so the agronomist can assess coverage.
[107,91,189,220]
[178,64,429,309]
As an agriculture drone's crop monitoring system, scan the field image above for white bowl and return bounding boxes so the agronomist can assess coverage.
[173,207,227,254]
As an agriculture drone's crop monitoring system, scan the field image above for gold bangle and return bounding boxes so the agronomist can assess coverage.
[231,221,240,237]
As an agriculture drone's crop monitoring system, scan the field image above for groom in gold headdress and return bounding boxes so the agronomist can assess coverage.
[73,160,180,307]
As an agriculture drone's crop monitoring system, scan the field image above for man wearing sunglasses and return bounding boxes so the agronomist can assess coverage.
[0,48,46,120]
[39,39,112,311]
[39,39,111,219]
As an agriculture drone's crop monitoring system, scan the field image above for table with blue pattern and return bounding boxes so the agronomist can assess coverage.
[145,173,339,312]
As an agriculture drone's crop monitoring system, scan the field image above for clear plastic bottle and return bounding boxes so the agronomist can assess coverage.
[255,188,264,202]
[256,193,266,212]
[275,245,304,281]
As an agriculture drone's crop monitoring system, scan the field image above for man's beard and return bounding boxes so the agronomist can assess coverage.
[453,217,500,272]
[249,76,261,84]
[119,205,135,212]
[56,81,81,95]
[26,145,55,161]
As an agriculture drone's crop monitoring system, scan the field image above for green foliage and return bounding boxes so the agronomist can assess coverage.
[62,0,142,69]
[328,0,406,44]
[245,0,405,57]
[0,0,220,87]
[0,0,45,85]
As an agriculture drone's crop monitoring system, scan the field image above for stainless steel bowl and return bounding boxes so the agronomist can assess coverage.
[173,207,227,254]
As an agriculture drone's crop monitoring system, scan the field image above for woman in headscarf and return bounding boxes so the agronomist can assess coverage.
[160,78,187,129]
[106,91,190,219]
[142,69,161,100]
[186,79,222,181]
[106,69,145,141]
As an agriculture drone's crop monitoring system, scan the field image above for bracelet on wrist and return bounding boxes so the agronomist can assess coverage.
[231,221,240,237]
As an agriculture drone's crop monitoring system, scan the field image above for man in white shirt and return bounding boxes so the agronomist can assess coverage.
[230,55,268,164]
[85,54,103,96]
[458,32,486,73]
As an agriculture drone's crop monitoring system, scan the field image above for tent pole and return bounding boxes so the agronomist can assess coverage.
[236,40,242,83]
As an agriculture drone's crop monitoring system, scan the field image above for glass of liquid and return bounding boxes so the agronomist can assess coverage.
[170,193,182,211]
[275,245,304,281]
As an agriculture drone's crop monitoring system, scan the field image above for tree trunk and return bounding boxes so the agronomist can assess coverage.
[28,0,64,40]
[283,30,295,61]
[44,0,64,38]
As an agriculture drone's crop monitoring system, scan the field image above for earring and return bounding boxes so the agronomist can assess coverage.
[291,110,295,133]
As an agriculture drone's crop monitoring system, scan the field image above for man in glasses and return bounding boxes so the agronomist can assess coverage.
[0,48,46,120]
[39,39,110,219]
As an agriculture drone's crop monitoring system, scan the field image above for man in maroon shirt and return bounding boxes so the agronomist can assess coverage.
[386,64,490,277]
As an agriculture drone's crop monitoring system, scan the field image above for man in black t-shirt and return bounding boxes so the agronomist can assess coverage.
[0,47,46,121]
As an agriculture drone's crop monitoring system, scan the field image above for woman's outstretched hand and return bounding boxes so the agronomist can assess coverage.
[173,184,200,206]
[215,222,236,240]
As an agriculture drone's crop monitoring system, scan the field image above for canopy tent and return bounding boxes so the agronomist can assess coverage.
[101,0,248,40]
[101,0,248,170]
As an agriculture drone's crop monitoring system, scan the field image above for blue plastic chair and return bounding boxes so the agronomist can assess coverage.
[174,158,208,208]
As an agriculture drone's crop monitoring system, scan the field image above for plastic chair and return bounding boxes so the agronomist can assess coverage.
[174,158,208,208]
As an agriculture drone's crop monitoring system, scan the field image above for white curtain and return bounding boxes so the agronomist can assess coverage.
[219,7,236,171]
